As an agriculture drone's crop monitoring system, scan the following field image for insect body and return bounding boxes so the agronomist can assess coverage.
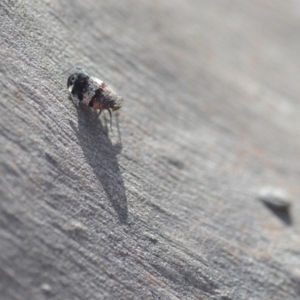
[67,69,123,128]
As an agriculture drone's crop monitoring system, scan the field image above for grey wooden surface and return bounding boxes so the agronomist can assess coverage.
[1,1,300,299]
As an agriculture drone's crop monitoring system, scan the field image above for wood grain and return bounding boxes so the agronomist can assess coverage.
[1,1,300,299]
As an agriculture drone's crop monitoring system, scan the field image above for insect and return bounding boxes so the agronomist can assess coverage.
[67,69,123,129]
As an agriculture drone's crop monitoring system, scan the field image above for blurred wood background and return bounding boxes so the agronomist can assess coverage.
[1,1,300,299]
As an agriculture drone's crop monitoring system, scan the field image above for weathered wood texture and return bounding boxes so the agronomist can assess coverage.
[1,1,300,299]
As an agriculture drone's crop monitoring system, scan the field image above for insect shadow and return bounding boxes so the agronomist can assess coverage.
[70,100,128,223]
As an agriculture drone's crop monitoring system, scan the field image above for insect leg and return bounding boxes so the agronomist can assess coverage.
[86,109,102,126]
[107,108,112,131]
